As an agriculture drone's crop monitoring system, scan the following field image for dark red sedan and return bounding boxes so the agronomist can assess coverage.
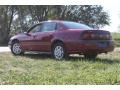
[8,20,115,59]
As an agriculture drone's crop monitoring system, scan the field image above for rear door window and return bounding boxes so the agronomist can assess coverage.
[63,21,92,30]
[56,23,64,30]
[41,22,57,32]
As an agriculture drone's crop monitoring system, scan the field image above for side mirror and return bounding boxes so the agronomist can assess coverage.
[24,32,31,36]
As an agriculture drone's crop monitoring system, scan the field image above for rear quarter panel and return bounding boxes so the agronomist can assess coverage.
[52,30,84,52]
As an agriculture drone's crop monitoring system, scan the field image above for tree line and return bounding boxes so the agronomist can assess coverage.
[0,5,110,45]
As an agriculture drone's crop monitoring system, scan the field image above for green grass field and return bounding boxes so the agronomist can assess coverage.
[0,51,120,85]
[112,33,120,47]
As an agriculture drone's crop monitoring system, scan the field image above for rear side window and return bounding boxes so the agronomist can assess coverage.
[63,21,92,30]
[56,23,64,30]
[41,22,57,32]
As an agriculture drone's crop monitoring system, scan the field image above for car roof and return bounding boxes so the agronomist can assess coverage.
[40,20,76,24]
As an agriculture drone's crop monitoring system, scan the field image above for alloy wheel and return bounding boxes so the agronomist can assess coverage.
[54,45,64,60]
[12,43,22,55]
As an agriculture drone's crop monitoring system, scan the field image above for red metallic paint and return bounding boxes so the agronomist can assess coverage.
[9,20,115,55]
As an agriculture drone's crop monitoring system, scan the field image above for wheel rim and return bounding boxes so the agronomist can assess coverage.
[12,43,22,54]
[54,45,64,60]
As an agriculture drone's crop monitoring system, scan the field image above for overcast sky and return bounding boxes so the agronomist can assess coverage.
[101,2,120,32]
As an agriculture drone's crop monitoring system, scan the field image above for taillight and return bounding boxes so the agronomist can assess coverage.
[106,35,109,39]
[103,34,111,39]
[108,35,112,39]
[82,30,111,40]
[82,33,95,40]
[83,33,111,40]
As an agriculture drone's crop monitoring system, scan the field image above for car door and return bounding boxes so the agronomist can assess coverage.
[21,24,43,51]
[35,22,57,52]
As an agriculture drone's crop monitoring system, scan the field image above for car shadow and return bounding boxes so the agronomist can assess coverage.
[65,56,120,64]
[21,53,52,60]
[21,53,120,65]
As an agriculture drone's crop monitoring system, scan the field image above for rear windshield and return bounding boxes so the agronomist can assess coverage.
[63,21,92,30]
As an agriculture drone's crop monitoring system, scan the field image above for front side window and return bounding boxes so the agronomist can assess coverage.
[29,24,42,33]
[41,22,56,32]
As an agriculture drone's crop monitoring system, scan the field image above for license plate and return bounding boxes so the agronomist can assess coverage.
[98,42,108,48]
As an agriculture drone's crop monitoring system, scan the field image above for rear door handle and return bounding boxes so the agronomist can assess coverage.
[33,35,37,38]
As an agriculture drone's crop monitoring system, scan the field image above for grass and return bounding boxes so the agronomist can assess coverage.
[112,33,120,47]
[0,51,120,85]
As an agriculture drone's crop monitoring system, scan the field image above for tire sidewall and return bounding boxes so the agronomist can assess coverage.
[11,41,23,55]
[52,42,67,60]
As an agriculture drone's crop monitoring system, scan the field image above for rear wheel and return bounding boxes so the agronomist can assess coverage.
[11,41,24,55]
[52,42,68,60]
[84,53,97,59]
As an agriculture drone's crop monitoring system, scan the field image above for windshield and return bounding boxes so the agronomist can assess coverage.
[63,21,93,30]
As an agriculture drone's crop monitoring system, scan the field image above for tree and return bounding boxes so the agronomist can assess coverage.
[56,5,110,29]
[0,5,110,45]
[40,5,110,29]
[0,6,16,45]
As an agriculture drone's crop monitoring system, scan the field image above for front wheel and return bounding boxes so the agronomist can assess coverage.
[11,41,24,55]
[52,42,68,60]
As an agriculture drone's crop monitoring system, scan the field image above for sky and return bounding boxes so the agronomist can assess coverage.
[101,2,120,32]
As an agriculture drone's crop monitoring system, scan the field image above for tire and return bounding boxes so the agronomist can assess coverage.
[84,53,97,59]
[52,42,68,60]
[11,41,24,55]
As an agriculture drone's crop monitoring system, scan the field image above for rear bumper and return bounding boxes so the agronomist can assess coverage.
[66,40,115,54]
